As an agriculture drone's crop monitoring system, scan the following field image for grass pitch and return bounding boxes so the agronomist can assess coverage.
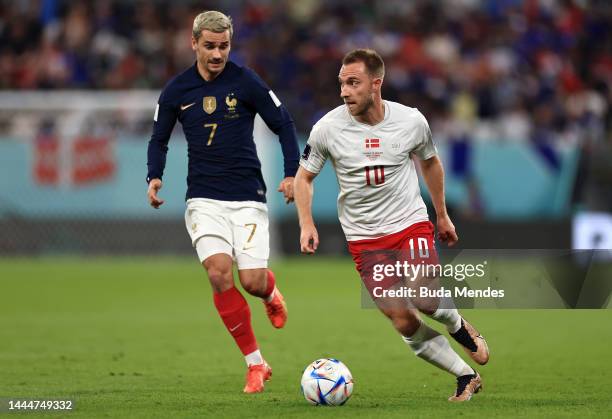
[1,257,611,418]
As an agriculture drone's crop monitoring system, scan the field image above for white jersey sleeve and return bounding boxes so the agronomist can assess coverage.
[413,112,437,160]
[300,123,329,174]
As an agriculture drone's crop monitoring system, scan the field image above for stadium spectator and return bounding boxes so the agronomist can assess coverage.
[0,0,609,142]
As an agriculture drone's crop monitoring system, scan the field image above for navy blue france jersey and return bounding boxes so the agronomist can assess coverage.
[147,61,299,203]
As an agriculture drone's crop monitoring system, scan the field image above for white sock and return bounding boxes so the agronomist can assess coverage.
[402,321,474,377]
[245,349,264,366]
[428,308,462,334]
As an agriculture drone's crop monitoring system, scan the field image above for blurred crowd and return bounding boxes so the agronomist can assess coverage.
[0,0,610,145]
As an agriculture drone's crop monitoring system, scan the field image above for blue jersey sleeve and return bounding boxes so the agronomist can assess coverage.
[147,86,178,182]
[244,69,300,178]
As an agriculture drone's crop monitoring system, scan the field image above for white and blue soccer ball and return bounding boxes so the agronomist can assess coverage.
[300,358,354,406]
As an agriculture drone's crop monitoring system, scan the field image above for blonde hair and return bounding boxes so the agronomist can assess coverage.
[192,11,233,40]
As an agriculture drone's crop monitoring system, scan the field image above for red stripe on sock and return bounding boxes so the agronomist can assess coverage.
[213,287,258,355]
[265,270,276,298]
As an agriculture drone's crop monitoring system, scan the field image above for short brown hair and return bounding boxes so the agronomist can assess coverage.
[342,49,385,79]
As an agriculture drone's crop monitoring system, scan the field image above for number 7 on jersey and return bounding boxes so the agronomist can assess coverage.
[204,123,218,146]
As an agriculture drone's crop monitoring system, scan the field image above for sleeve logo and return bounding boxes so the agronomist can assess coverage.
[268,90,281,107]
[301,144,312,160]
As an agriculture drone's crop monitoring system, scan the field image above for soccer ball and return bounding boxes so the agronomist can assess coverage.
[300,358,354,406]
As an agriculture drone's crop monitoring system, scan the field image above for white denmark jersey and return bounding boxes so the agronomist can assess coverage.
[300,101,437,241]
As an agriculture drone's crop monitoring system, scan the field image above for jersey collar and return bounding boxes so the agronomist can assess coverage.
[192,60,232,84]
[348,101,390,129]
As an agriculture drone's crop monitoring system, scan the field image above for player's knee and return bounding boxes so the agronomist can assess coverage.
[383,309,420,336]
[203,254,234,293]
[239,270,267,296]
[240,279,260,295]
[205,265,233,293]
[392,316,421,337]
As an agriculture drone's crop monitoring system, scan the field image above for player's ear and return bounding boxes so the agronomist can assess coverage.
[191,36,197,51]
[372,77,383,92]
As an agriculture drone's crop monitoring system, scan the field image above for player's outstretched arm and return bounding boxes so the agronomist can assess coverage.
[147,178,165,209]
[418,155,458,246]
[294,167,319,254]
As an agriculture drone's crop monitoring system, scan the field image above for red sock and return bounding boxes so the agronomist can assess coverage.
[265,269,276,298]
[213,287,258,356]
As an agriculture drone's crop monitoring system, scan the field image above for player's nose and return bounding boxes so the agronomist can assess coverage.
[340,86,349,100]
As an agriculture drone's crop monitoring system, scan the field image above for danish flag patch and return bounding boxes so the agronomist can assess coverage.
[365,138,380,148]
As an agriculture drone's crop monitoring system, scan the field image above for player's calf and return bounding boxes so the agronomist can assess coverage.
[213,286,259,356]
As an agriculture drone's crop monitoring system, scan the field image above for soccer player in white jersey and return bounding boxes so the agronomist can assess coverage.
[294,49,490,402]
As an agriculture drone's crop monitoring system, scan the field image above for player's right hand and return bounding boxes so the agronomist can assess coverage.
[147,178,165,209]
[300,224,319,254]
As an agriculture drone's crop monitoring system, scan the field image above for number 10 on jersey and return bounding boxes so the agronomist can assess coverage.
[365,165,385,185]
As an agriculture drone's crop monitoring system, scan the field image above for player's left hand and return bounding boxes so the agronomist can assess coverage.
[437,214,458,247]
[277,177,294,204]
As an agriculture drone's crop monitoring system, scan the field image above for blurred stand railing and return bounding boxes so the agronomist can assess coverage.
[0,91,606,256]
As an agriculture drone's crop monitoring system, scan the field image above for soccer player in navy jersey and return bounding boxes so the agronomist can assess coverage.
[146,11,299,393]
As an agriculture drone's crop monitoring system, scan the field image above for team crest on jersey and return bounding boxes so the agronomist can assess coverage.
[203,96,216,114]
[224,93,239,119]
[364,138,383,161]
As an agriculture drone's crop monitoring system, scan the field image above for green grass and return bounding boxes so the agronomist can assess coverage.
[0,257,610,418]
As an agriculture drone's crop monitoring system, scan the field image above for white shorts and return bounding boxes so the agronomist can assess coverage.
[185,198,269,269]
